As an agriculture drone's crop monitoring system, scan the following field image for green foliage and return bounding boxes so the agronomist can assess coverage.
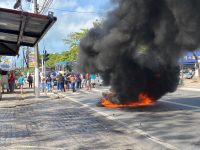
[23,67,34,74]
[43,22,104,67]
[45,53,63,67]
[62,28,89,61]
[64,28,89,49]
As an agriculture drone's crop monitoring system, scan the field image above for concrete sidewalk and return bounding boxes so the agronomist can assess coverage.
[0,85,50,108]
[178,79,200,91]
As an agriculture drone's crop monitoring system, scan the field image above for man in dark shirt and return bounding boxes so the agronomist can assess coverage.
[27,74,33,88]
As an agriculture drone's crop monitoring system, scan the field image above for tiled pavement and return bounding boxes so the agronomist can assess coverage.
[178,79,200,91]
[0,87,163,150]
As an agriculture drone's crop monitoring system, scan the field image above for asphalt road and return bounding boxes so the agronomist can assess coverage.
[59,87,200,150]
[0,87,200,149]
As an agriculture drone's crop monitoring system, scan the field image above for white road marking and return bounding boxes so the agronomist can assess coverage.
[178,87,200,92]
[160,99,200,109]
[60,93,179,150]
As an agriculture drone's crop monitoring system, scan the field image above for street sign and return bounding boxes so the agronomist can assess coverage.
[28,51,35,68]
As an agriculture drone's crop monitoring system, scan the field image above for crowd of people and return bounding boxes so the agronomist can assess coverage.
[0,69,103,96]
[0,70,16,94]
[40,72,102,93]
[0,70,27,95]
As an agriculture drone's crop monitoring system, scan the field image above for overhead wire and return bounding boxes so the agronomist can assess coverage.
[38,6,106,14]
[39,0,53,14]
[37,0,105,14]
[38,0,48,13]
[43,0,53,14]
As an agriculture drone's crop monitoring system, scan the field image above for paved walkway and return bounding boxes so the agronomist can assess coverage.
[0,87,167,150]
[0,87,50,108]
[178,79,200,91]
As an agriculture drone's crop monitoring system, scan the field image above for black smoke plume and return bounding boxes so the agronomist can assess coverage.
[78,0,200,103]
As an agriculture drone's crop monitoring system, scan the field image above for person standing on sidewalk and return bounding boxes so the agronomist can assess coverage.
[27,74,33,88]
[76,74,82,89]
[70,74,76,92]
[56,73,61,91]
[1,70,9,93]
[85,73,91,91]
[46,74,52,92]
[8,71,15,93]
[18,74,24,95]
[80,74,85,88]
[90,74,96,88]
[41,74,46,92]
[66,73,71,91]
[61,74,65,92]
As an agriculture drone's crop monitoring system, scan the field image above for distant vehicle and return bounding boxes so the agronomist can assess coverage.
[184,72,194,79]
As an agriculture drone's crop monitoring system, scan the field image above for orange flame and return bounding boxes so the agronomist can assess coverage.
[101,92,154,108]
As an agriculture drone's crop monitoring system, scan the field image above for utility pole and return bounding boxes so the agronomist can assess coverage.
[22,47,24,71]
[33,0,40,97]
[25,47,29,75]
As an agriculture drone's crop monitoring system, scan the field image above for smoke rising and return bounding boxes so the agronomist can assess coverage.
[78,0,200,103]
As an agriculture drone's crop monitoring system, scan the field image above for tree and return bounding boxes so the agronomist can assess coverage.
[63,28,89,61]
[45,53,62,67]
[44,20,103,68]
[62,20,104,62]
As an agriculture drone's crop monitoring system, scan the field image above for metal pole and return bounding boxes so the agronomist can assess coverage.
[44,59,46,82]
[42,57,44,76]
[26,47,29,74]
[180,57,184,86]
[33,0,40,97]
[22,48,24,71]
[44,57,46,94]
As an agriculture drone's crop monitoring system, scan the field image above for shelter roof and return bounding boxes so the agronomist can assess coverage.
[0,7,57,56]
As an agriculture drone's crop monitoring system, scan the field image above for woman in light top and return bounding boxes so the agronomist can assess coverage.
[18,74,24,95]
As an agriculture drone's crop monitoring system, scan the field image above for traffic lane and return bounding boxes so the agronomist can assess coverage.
[114,104,200,150]
[62,90,200,150]
[162,89,200,108]
[77,87,200,110]
[100,90,200,150]
[62,94,180,149]
[65,89,200,111]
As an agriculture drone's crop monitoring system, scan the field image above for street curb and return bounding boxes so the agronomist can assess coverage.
[178,87,200,92]
[0,91,53,109]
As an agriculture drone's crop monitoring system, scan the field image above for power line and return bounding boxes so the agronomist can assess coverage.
[39,0,53,14]
[39,0,48,13]
[43,0,53,14]
[23,0,106,14]
[38,6,106,14]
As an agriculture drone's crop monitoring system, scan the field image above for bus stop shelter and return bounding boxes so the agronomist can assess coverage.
[0,7,57,56]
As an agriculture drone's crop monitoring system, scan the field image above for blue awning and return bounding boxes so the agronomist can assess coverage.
[179,51,200,63]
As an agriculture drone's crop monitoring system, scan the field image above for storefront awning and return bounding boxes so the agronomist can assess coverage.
[0,7,57,56]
